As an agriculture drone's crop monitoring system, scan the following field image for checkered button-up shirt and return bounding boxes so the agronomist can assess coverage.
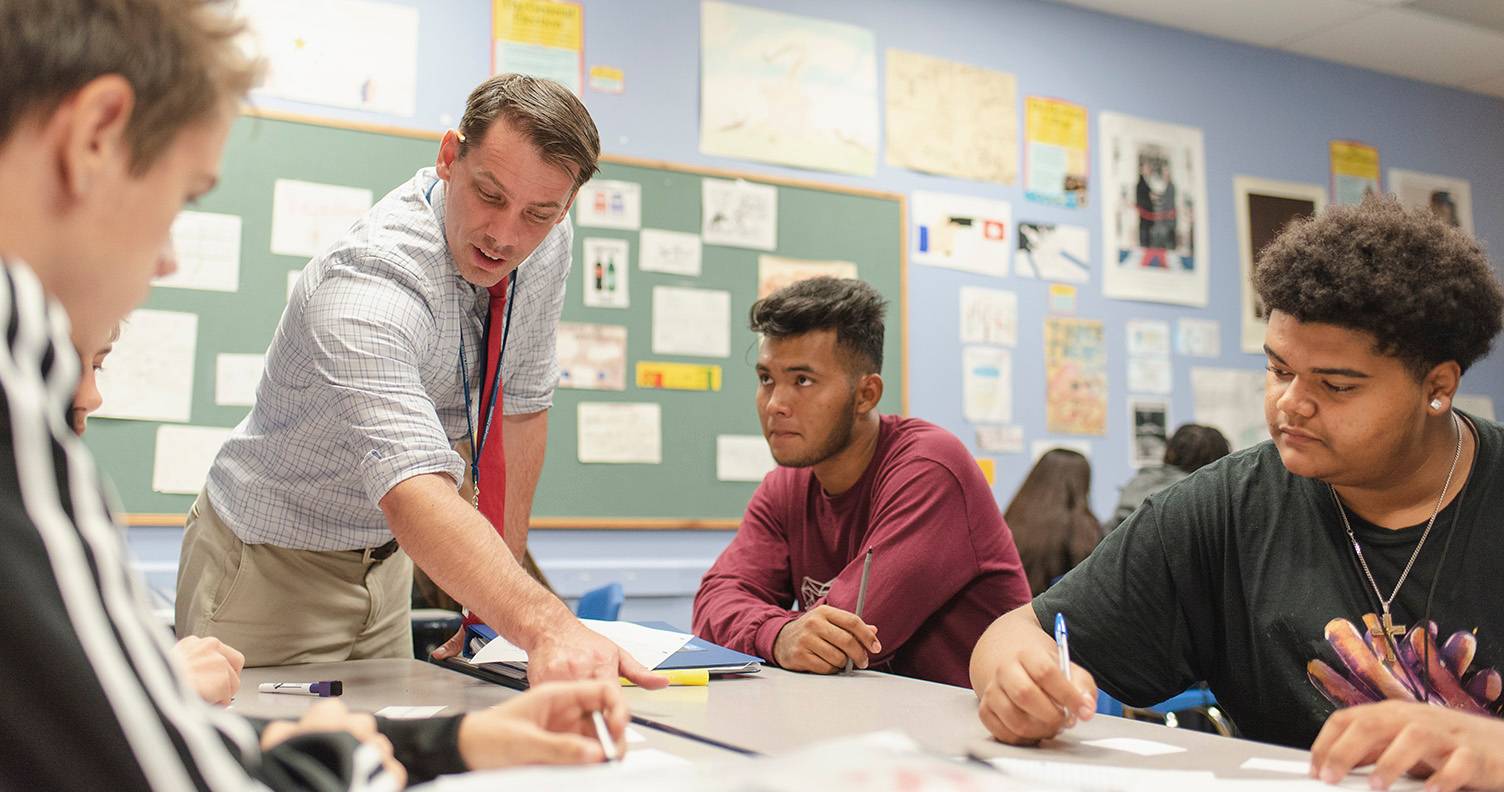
[207,167,571,550]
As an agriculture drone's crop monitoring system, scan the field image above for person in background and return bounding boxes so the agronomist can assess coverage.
[693,277,1032,688]
[1105,423,1230,532]
[1003,449,1103,597]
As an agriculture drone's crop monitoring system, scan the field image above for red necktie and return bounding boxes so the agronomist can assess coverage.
[463,279,508,630]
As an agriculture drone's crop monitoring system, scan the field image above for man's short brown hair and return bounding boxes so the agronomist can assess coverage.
[0,0,261,175]
[458,73,601,190]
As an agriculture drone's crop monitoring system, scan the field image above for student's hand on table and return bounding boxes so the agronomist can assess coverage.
[1309,700,1504,791]
[772,605,881,674]
[975,641,1096,745]
[172,635,244,706]
[260,700,407,788]
[458,680,628,768]
[527,623,669,690]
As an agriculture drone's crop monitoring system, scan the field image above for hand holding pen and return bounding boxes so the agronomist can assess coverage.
[975,609,1098,746]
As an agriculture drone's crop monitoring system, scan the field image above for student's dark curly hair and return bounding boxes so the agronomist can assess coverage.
[1254,195,1503,378]
[749,277,886,374]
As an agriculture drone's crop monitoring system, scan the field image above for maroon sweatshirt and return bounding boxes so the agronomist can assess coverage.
[692,414,1032,687]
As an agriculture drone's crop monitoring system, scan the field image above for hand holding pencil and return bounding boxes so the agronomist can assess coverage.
[771,549,880,675]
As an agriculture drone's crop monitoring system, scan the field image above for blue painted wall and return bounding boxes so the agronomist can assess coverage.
[130,0,1504,629]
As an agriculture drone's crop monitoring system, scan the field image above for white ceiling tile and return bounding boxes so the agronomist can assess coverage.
[1049,0,1381,48]
[1281,7,1504,86]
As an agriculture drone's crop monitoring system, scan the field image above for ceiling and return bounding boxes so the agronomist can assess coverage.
[1046,0,1504,99]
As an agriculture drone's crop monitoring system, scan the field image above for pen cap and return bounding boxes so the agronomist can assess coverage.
[313,681,343,696]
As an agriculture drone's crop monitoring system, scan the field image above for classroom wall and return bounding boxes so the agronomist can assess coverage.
[127,0,1504,629]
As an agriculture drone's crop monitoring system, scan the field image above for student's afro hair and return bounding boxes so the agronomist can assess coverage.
[1254,194,1503,378]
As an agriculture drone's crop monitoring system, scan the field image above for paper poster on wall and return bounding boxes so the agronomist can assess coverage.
[577,402,661,464]
[976,457,997,486]
[1125,320,1171,359]
[652,286,731,358]
[270,179,372,259]
[1099,112,1209,307]
[1048,284,1077,314]
[1025,96,1089,208]
[1234,177,1324,353]
[152,425,234,495]
[757,256,857,299]
[492,0,583,94]
[1127,358,1172,395]
[1454,394,1496,421]
[215,353,265,407]
[976,425,1024,454]
[1130,399,1169,467]
[241,0,418,116]
[962,346,1012,425]
[1330,140,1380,205]
[911,191,1011,277]
[702,178,778,251]
[1389,169,1473,236]
[638,229,702,276]
[636,361,723,392]
[581,238,629,309]
[1191,367,1268,450]
[700,1,877,176]
[885,49,1017,185]
[1015,222,1089,283]
[589,65,625,94]
[94,309,197,423]
[557,322,627,391]
[1177,318,1220,358]
[157,211,241,292]
[1044,317,1107,436]
[716,435,778,482]
[959,287,1018,347]
[576,180,641,230]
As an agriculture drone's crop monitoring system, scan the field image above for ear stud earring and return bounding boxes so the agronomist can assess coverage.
[1430,399,1444,411]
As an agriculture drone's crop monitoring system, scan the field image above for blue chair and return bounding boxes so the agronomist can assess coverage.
[1097,685,1233,736]
[576,582,625,621]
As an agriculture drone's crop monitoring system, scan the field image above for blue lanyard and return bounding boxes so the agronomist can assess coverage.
[460,272,518,492]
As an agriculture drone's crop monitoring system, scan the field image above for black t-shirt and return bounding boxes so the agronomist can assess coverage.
[1034,412,1504,748]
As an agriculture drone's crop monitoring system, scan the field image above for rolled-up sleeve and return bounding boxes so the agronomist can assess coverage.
[303,256,466,505]
[501,218,571,415]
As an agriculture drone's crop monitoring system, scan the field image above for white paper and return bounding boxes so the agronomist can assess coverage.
[987,757,1214,791]
[1016,222,1090,283]
[152,425,233,495]
[1031,439,1091,462]
[94,309,198,423]
[578,403,661,464]
[619,748,692,770]
[1389,168,1473,236]
[472,619,692,670]
[625,727,647,745]
[582,237,630,309]
[1131,398,1170,467]
[576,180,642,230]
[287,270,303,301]
[638,229,702,276]
[1191,367,1269,450]
[270,179,372,258]
[1082,737,1186,756]
[1127,357,1173,395]
[702,178,777,251]
[911,191,1011,277]
[1177,318,1221,358]
[374,706,446,719]
[976,425,1024,454]
[962,347,1012,425]
[157,211,241,292]
[959,287,1018,347]
[557,323,627,391]
[716,435,777,482]
[1126,320,1171,359]
[242,0,418,116]
[652,286,730,358]
[756,256,857,300]
[1454,393,1496,421]
[215,353,265,407]
[1239,757,1310,775]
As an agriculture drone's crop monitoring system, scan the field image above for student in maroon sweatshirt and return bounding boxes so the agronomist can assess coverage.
[692,277,1032,688]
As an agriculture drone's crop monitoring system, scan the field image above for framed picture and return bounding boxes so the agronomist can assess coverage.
[1234,177,1325,354]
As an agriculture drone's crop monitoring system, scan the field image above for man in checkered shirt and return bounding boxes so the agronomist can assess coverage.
[176,74,662,688]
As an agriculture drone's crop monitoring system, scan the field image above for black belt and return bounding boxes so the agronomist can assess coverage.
[369,538,400,561]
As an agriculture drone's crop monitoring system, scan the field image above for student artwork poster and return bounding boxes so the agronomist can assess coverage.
[1024,96,1089,208]
[1098,112,1209,307]
[1329,140,1380,205]
[911,191,1011,278]
[1044,317,1107,436]
[1388,169,1473,236]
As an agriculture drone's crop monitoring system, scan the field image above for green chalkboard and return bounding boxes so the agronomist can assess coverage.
[87,113,906,527]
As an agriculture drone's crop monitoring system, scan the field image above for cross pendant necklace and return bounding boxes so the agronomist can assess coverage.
[1328,412,1462,653]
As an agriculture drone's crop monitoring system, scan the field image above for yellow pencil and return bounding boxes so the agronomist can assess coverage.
[619,669,710,687]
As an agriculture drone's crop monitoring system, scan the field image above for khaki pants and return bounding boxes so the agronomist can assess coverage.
[175,489,413,667]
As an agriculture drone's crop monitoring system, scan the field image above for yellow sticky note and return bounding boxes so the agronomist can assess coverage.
[976,457,996,486]
[636,361,722,391]
[620,668,710,687]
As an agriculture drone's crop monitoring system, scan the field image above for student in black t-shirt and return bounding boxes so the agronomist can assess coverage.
[969,196,1504,792]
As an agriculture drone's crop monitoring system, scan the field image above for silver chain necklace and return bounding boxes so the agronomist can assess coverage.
[1327,411,1463,647]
